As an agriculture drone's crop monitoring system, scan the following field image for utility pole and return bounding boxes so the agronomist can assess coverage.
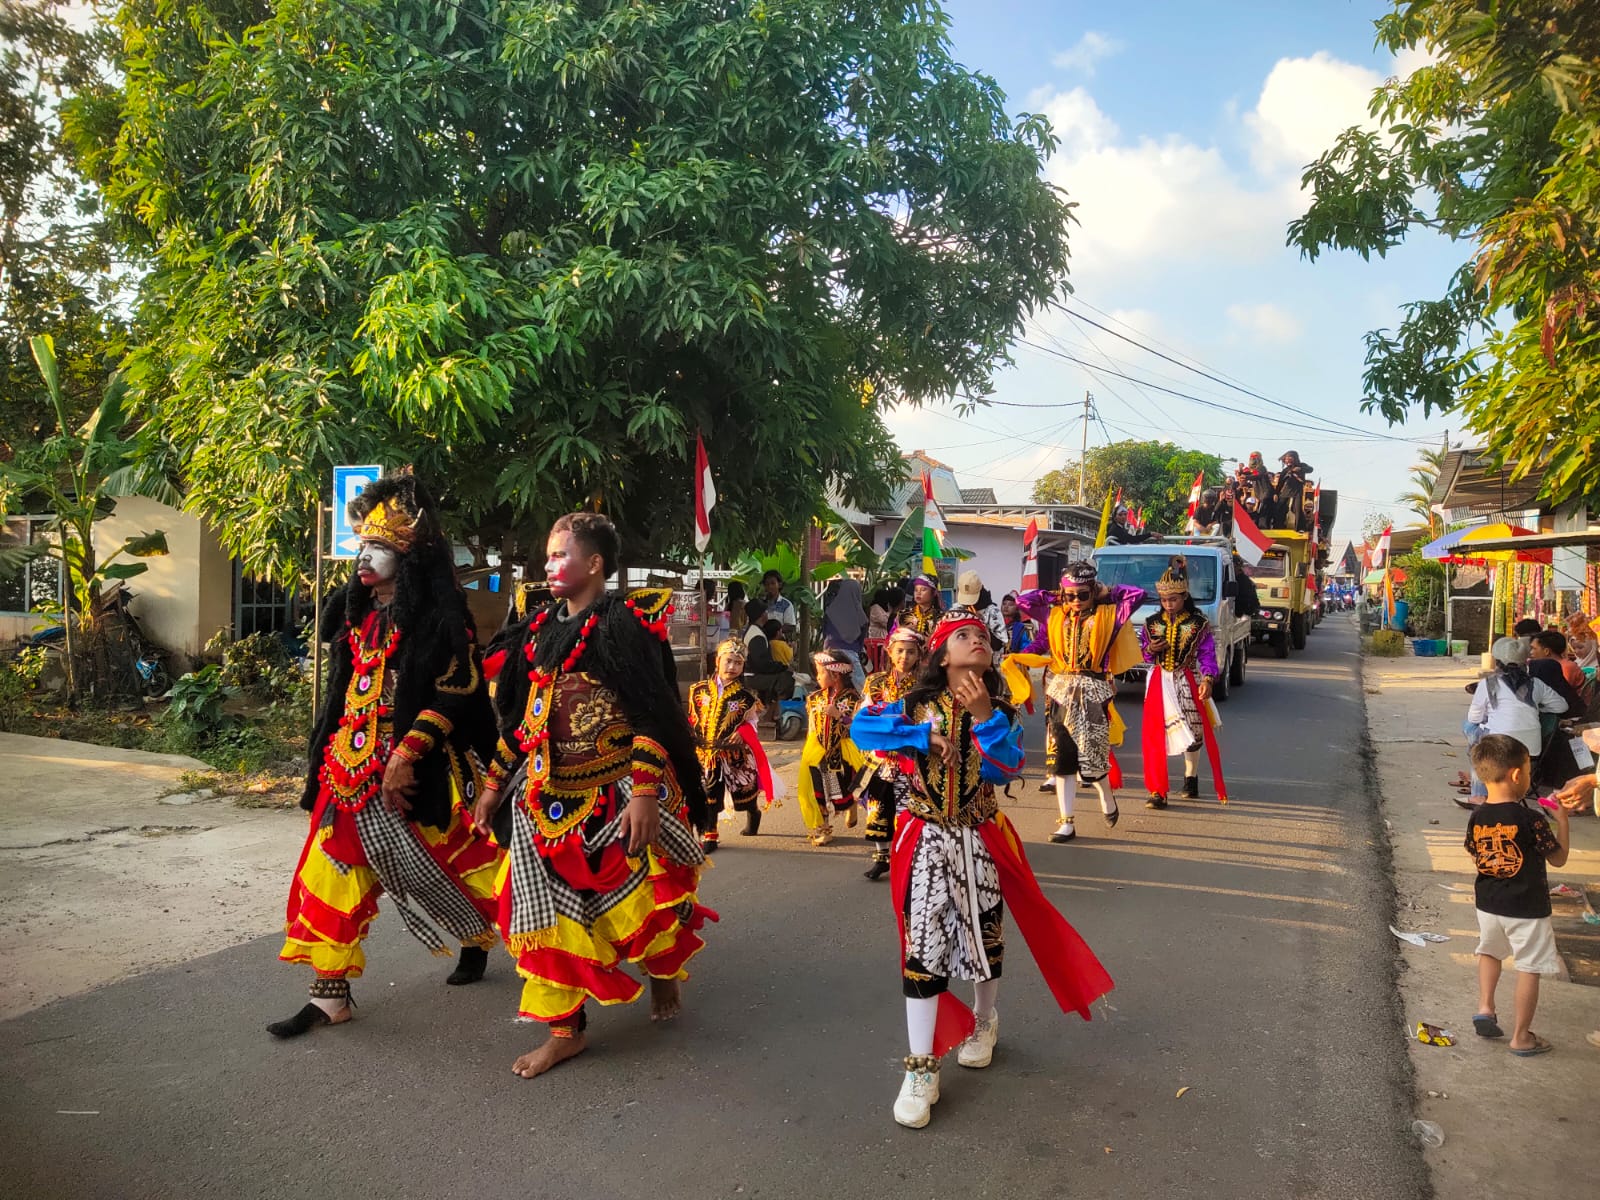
[1077,391,1093,505]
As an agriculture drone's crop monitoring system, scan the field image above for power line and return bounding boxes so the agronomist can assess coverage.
[1051,298,1403,440]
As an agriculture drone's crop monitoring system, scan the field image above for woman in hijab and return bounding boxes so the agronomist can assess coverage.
[823,576,869,691]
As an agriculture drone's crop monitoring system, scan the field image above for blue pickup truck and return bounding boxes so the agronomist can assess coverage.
[1090,537,1252,700]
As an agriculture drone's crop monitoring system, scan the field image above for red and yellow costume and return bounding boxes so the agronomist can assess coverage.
[485,590,715,1023]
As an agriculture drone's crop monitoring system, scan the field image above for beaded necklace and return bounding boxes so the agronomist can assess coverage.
[513,603,601,845]
[320,616,402,812]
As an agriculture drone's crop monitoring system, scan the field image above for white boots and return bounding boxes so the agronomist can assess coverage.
[894,1055,941,1128]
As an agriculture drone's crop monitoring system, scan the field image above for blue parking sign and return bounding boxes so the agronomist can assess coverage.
[330,465,383,559]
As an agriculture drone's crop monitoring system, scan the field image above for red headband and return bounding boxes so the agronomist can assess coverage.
[927,614,986,656]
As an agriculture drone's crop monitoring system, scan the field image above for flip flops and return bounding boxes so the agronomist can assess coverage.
[1472,1013,1503,1039]
[1509,1035,1553,1057]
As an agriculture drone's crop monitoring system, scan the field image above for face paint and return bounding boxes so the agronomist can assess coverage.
[356,541,398,585]
[544,531,597,598]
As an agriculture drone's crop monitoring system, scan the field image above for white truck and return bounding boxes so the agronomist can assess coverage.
[1090,537,1252,700]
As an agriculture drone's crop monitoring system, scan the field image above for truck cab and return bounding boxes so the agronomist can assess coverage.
[1245,531,1313,657]
[1091,537,1251,700]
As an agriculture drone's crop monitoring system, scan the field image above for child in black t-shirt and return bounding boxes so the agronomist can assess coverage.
[1464,734,1571,1055]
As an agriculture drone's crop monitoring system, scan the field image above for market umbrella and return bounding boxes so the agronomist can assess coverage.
[1455,523,1552,565]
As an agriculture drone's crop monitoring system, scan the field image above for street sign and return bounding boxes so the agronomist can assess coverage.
[330,464,383,559]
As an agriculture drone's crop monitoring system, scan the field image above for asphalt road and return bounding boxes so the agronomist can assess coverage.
[0,613,1427,1200]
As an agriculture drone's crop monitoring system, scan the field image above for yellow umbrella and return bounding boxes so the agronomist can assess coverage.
[1455,523,1550,564]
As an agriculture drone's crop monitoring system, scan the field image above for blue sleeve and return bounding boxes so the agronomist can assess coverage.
[850,700,930,755]
[972,709,1025,781]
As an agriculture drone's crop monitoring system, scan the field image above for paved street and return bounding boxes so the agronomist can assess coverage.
[0,614,1427,1200]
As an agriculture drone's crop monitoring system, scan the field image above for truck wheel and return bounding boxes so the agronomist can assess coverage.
[1212,656,1230,702]
[1229,641,1246,687]
[1291,612,1308,650]
[1273,630,1289,659]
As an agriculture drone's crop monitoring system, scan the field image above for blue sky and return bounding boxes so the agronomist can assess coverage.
[888,1,1463,546]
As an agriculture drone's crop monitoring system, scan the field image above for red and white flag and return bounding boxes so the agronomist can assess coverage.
[693,431,716,553]
[1232,499,1272,566]
[1370,524,1392,571]
[1021,517,1039,590]
[1311,484,1322,543]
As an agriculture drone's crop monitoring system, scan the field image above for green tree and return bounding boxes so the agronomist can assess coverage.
[1289,1,1600,507]
[1,1,129,455]
[1031,440,1222,534]
[84,0,1074,582]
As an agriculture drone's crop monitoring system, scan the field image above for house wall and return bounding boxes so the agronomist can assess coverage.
[93,497,233,656]
[948,524,1027,598]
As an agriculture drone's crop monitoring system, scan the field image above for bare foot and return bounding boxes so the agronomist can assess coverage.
[649,977,682,1022]
[510,1032,587,1078]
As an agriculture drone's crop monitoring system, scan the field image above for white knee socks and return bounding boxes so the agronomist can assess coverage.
[906,996,938,1056]
[1054,777,1075,821]
[1183,749,1201,778]
[973,979,1000,1022]
[1092,778,1115,815]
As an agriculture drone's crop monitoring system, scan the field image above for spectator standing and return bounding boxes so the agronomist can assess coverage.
[762,570,798,637]
[1464,734,1569,1056]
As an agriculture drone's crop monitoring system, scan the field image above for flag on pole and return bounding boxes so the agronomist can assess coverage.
[1370,524,1392,571]
[1021,517,1039,590]
[1186,471,1204,520]
[920,472,947,576]
[1094,486,1114,548]
[1311,484,1322,544]
[1114,486,1123,509]
[693,431,716,553]
[1232,499,1272,566]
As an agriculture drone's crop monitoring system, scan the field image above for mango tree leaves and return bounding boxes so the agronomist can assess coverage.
[90,0,1074,580]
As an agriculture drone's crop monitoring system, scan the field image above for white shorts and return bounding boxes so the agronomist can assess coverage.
[1473,910,1563,975]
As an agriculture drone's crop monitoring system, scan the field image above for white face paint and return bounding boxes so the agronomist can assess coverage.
[356,541,399,584]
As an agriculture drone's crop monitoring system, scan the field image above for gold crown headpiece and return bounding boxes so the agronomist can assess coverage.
[1155,556,1189,598]
[353,497,422,553]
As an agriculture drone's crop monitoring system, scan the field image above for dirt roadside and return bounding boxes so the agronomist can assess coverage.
[1364,653,1600,1197]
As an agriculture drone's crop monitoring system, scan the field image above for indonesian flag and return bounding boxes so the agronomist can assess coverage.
[1311,484,1322,543]
[920,472,947,575]
[1232,499,1272,566]
[693,431,715,553]
[1370,525,1392,571]
[1186,471,1204,520]
[1022,517,1039,589]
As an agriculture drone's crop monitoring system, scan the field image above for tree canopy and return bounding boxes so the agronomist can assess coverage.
[84,0,1075,582]
[1289,0,1600,509]
[1,1,128,457]
[1031,439,1222,534]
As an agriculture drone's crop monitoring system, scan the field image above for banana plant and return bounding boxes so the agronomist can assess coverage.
[0,335,172,697]
[815,506,973,590]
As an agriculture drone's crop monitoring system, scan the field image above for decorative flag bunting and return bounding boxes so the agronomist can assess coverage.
[1094,486,1114,548]
[1232,499,1271,566]
[920,472,947,576]
[1021,517,1040,590]
[693,431,716,553]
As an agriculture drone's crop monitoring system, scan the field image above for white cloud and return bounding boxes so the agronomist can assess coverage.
[1244,52,1385,176]
[1225,302,1303,345]
[1052,31,1123,76]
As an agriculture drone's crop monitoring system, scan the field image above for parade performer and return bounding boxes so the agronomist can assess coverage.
[472,512,715,1079]
[851,610,1115,1129]
[798,648,866,845]
[1275,450,1315,532]
[270,475,502,1039]
[1008,561,1145,842]
[893,575,943,639]
[1139,558,1228,808]
[688,637,775,849]
[859,626,924,880]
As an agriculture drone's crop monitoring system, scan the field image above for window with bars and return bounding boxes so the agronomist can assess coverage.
[233,562,299,639]
[0,516,62,614]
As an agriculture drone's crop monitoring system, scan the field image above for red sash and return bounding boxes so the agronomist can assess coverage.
[1139,665,1228,802]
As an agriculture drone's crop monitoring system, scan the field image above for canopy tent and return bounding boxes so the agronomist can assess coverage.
[1422,522,1551,566]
